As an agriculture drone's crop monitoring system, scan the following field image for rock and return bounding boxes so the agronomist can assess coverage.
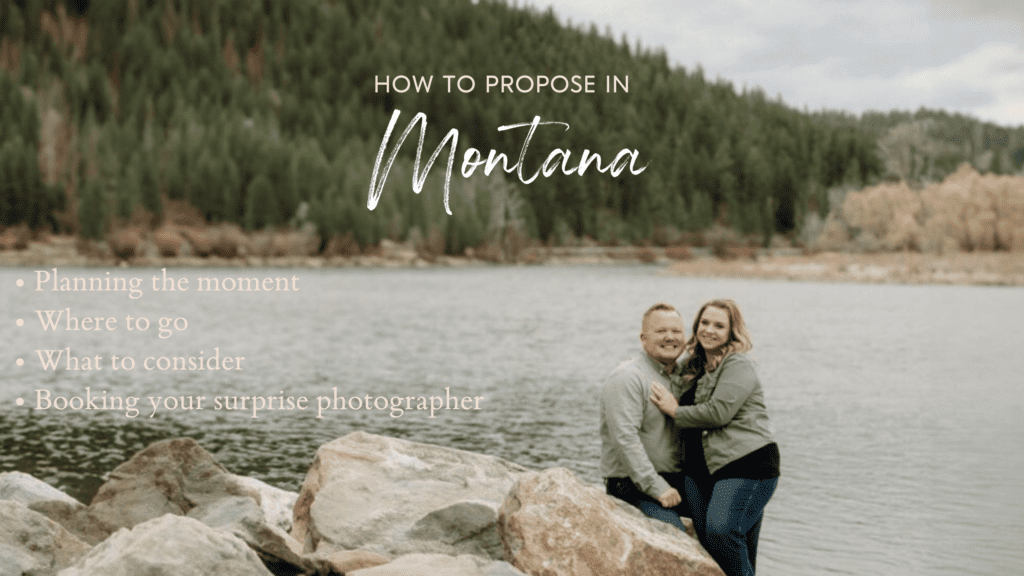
[291,431,528,559]
[230,474,298,533]
[86,438,305,574]
[187,495,310,575]
[347,554,527,576]
[28,500,113,546]
[0,500,91,576]
[87,438,245,531]
[303,549,391,574]
[407,501,502,559]
[59,514,274,576]
[498,468,724,576]
[0,471,81,507]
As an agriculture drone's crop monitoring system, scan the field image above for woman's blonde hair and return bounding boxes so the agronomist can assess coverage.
[682,299,753,381]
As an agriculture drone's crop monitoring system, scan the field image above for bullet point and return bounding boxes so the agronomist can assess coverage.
[16,279,24,287]
[16,398,24,406]
[16,358,24,366]
[16,319,24,327]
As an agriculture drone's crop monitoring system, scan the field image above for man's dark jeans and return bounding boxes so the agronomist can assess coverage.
[605,472,692,533]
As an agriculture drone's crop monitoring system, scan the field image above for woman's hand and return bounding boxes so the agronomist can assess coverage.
[649,382,678,416]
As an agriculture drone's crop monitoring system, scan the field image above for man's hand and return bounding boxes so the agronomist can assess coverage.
[649,382,679,416]
[658,487,682,508]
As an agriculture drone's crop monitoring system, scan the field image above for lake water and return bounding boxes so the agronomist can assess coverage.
[1,265,1021,575]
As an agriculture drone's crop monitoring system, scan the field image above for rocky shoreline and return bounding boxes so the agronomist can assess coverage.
[664,250,1024,287]
[1,234,1022,287]
[0,433,725,576]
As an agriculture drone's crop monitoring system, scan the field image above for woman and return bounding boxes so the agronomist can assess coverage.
[649,299,780,576]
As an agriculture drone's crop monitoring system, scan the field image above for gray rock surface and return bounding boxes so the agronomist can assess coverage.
[407,501,503,558]
[27,500,113,546]
[0,500,91,576]
[230,474,298,533]
[291,431,529,559]
[187,495,309,574]
[87,438,244,531]
[0,471,81,507]
[58,514,274,576]
[85,438,302,574]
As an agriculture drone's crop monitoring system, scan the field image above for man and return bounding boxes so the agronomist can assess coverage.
[600,302,691,530]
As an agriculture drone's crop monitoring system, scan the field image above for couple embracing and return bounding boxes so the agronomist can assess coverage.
[599,300,780,576]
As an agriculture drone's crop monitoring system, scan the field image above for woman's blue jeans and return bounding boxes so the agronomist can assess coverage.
[684,476,778,576]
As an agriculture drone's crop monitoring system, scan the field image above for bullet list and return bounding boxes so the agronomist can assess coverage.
[16,398,24,406]
[16,281,26,392]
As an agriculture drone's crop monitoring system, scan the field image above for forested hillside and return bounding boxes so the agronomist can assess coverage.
[1,0,1021,254]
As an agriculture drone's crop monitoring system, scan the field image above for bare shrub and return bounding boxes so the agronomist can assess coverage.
[108,228,141,261]
[635,247,658,263]
[0,224,32,250]
[325,231,360,257]
[415,225,445,262]
[665,245,693,260]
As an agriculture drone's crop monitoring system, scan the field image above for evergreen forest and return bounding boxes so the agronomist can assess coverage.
[1,0,1022,254]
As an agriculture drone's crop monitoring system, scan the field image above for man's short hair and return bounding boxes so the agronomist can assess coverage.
[642,302,680,329]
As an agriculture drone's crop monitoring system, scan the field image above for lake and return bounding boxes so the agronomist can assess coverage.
[1,265,1021,575]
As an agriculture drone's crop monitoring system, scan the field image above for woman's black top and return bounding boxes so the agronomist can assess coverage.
[679,378,780,484]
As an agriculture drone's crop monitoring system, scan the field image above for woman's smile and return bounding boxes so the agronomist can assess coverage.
[697,306,730,352]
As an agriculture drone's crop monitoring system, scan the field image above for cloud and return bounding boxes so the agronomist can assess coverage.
[929,0,1024,27]
[529,0,1024,125]
[900,42,1024,123]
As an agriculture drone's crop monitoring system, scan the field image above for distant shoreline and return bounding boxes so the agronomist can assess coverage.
[1,236,1022,287]
[662,250,1024,287]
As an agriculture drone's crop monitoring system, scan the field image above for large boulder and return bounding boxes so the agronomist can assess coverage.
[291,432,529,559]
[85,438,304,574]
[58,514,274,576]
[87,438,296,531]
[230,475,298,532]
[87,438,246,530]
[498,468,724,576]
[0,472,111,545]
[28,500,112,546]
[0,471,81,507]
[347,553,527,576]
[0,500,91,576]
[186,495,309,574]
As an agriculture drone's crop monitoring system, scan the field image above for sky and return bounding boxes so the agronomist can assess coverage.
[524,0,1024,127]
